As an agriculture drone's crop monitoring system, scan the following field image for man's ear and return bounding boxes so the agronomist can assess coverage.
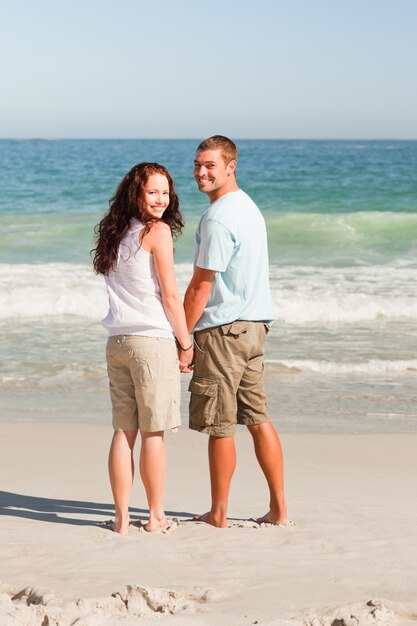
[227,159,237,175]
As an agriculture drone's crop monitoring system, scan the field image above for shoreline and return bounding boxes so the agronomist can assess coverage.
[1,422,417,624]
[1,370,417,434]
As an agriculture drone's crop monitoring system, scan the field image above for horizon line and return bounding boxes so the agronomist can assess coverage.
[1,137,417,142]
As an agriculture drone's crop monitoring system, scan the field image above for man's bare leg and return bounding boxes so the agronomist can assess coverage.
[195,435,236,528]
[247,422,288,524]
[108,429,138,534]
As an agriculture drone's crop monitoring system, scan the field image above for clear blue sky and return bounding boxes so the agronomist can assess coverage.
[1,0,416,139]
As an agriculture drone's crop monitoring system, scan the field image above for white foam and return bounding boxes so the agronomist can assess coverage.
[1,263,110,320]
[1,262,196,321]
[274,294,417,324]
[266,358,417,375]
[1,262,416,325]
[270,263,417,324]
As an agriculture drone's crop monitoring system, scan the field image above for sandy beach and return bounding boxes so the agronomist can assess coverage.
[1,422,416,625]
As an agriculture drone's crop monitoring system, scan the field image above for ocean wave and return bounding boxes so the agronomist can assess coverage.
[265,211,417,263]
[0,363,107,388]
[2,211,417,266]
[1,262,416,325]
[0,263,108,320]
[3,358,415,389]
[274,294,417,324]
[270,263,417,323]
[265,359,417,375]
[0,262,196,320]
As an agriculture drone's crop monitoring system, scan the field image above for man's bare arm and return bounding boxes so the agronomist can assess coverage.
[184,267,216,333]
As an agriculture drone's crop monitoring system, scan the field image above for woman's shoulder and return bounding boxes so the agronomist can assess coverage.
[147,220,172,240]
[152,220,171,233]
[141,220,172,252]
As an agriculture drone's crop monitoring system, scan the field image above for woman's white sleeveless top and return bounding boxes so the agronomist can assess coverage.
[102,219,173,338]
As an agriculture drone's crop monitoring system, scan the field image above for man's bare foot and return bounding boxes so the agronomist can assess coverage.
[144,515,169,532]
[193,511,228,528]
[256,510,288,525]
[113,516,130,535]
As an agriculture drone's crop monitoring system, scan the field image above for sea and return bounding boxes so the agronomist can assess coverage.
[1,139,416,433]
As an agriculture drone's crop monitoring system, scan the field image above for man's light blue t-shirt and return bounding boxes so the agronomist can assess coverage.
[193,189,274,331]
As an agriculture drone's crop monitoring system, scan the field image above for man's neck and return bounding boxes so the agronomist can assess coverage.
[207,181,239,203]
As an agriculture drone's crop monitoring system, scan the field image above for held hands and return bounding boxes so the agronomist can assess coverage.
[176,340,194,373]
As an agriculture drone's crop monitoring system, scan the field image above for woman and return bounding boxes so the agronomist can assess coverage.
[93,162,193,534]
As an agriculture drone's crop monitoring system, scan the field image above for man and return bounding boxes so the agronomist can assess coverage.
[184,135,287,528]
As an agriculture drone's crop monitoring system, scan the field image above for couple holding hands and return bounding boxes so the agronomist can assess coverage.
[93,135,287,534]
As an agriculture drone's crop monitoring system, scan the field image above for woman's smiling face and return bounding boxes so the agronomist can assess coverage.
[141,173,170,219]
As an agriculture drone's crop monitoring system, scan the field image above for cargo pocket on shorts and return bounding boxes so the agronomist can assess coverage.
[220,321,248,337]
[188,378,219,428]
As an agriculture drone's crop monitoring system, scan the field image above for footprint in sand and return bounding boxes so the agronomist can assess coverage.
[114,584,224,615]
[130,518,181,534]
[99,518,182,534]
[2,583,221,623]
[231,519,296,529]
[303,598,396,626]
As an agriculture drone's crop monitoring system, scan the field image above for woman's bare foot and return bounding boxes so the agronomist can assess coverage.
[193,511,228,528]
[145,515,169,532]
[113,515,130,535]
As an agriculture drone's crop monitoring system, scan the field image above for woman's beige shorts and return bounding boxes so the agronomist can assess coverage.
[106,335,181,432]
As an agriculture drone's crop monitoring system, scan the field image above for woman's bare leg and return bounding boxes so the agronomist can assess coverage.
[139,431,168,531]
[108,429,138,534]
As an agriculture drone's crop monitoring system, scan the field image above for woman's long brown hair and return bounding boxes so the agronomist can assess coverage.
[92,162,184,275]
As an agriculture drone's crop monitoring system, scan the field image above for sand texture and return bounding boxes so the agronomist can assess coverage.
[1,423,416,625]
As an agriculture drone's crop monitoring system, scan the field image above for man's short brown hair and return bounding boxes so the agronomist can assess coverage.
[196,135,238,165]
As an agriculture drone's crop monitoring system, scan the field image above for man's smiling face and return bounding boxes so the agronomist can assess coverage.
[194,149,236,201]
